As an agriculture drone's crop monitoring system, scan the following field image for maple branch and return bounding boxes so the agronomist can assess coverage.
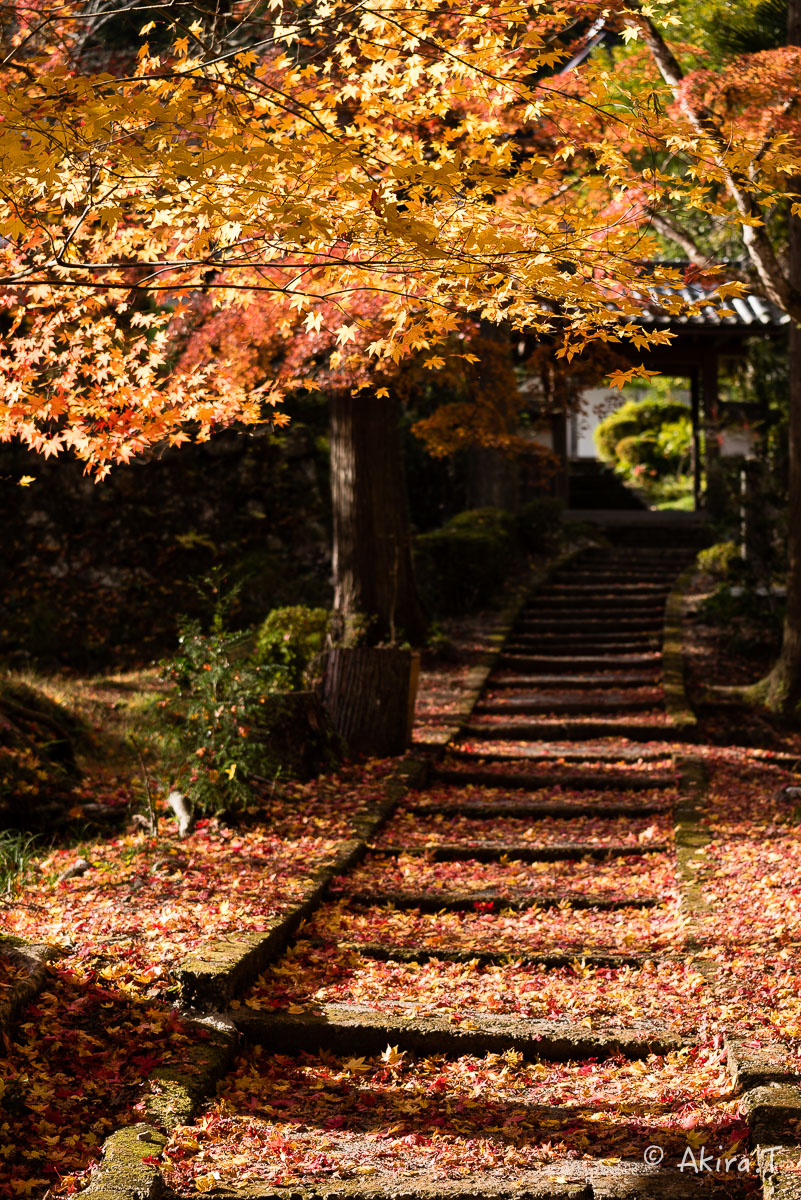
[750,96,800,175]
[644,211,708,266]
[628,2,801,323]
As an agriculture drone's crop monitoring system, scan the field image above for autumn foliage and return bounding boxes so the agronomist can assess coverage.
[0,0,780,473]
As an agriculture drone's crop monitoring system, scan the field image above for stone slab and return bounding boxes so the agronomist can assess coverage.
[414,798,671,818]
[145,1011,238,1131]
[166,1168,592,1200]
[474,697,659,715]
[370,843,670,862]
[462,721,688,744]
[339,888,661,912]
[0,936,59,1035]
[311,938,656,969]
[726,1036,800,1091]
[232,1001,684,1060]
[78,1124,166,1200]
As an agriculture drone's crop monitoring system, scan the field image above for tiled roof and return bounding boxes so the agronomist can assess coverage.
[636,283,789,328]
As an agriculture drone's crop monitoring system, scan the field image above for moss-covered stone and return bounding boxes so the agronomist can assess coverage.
[145,1013,237,1131]
[661,567,697,731]
[79,1124,166,1200]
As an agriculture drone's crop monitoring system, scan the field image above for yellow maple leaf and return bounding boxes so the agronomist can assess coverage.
[194,1173,218,1192]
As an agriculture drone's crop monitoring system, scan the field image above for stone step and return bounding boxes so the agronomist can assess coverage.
[474,695,659,715]
[553,571,679,585]
[323,938,661,969]
[504,641,661,657]
[532,605,666,617]
[509,628,660,642]
[232,1002,684,1061]
[515,600,666,619]
[498,653,662,671]
[151,1163,747,1200]
[540,582,672,593]
[488,673,661,688]
[338,888,661,912]
[571,548,687,557]
[370,842,670,862]
[513,618,664,634]
[446,743,674,762]
[414,794,671,817]
[463,720,680,742]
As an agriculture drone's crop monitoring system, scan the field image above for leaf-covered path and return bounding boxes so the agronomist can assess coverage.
[154,545,794,1200]
[6,544,801,1199]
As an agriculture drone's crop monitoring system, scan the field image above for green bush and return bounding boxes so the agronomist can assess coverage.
[161,621,284,814]
[516,497,563,552]
[253,605,330,690]
[595,398,692,467]
[445,507,517,537]
[595,396,693,506]
[415,507,517,615]
[697,541,740,580]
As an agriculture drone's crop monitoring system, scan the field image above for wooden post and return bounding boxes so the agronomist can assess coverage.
[702,348,724,516]
[690,366,702,511]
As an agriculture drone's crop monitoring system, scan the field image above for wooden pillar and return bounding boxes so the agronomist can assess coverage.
[702,347,724,516]
[552,409,569,504]
[690,366,702,512]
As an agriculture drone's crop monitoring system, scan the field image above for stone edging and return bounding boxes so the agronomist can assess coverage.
[78,1123,167,1200]
[662,566,697,731]
[672,756,714,933]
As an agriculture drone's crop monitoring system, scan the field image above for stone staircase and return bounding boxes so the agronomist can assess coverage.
[156,543,757,1200]
[568,459,648,511]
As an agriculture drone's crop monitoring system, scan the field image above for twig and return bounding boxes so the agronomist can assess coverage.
[129,736,158,837]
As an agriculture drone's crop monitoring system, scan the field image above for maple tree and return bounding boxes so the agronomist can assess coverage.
[0,0,800,671]
[609,0,801,712]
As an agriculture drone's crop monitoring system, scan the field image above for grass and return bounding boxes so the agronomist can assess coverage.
[0,829,40,896]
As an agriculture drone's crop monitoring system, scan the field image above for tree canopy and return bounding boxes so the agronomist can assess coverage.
[3,0,789,472]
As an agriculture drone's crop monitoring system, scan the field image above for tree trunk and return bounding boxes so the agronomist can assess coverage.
[330,390,427,646]
[749,0,801,714]
[465,447,520,511]
[752,253,801,713]
[322,647,419,756]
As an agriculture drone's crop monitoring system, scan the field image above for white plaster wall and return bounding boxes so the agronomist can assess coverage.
[569,386,691,459]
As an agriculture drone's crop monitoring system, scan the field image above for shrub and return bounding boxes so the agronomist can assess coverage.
[516,497,563,552]
[595,396,693,507]
[697,541,740,580]
[594,397,692,469]
[253,605,330,690]
[415,507,517,615]
[445,506,517,537]
[161,621,284,814]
